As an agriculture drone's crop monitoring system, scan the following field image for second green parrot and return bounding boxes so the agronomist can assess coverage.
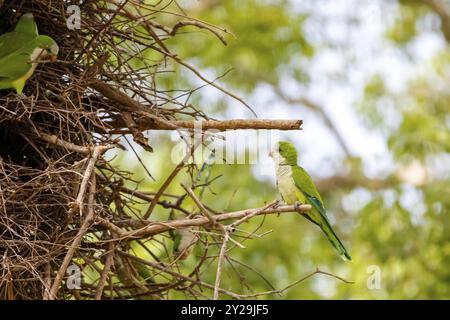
[270,141,351,260]
[0,13,59,94]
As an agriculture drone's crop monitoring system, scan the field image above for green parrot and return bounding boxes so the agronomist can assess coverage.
[269,141,351,261]
[170,209,200,260]
[0,13,59,94]
[173,226,199,260]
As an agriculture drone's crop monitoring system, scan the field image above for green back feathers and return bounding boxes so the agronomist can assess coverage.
[0,32,34,58]
[0,14,57,61]
[278,141,298,165]
[14,13,39,36]
[292,166,323,204]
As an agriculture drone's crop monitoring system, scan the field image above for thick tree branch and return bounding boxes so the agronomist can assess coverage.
[90,80,302,133]
[89,80,177,130]
[107,118,303,132]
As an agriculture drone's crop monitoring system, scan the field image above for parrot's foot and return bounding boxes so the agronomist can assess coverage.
[273,199,281,208]
[294,201,303,211]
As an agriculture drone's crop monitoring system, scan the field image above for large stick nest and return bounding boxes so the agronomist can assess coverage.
[0,0,217,299]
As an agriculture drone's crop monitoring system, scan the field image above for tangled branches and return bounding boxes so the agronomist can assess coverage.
[0,0,334,300]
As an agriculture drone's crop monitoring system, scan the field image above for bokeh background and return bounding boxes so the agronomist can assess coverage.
[111,0,450,299]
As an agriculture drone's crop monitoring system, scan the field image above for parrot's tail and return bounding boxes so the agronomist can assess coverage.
[302,194,351,261]
[319,218,351,261]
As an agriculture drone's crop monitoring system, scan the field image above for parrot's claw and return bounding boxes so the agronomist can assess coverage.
[294,201,303,211]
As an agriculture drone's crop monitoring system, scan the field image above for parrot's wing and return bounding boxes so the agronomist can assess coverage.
[292,166,330,226]
[0,52,32,80]
[14,13,39,36]
[292,166,325,211]
[0,32,35,58]
[292,165,351,261]
[173,230,181,251]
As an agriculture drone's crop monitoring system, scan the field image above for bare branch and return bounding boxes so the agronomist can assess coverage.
[181,183,216,224]
[48,173,98,299]
[107,118,303,132]
[94,244,115,300]
[68,146,104,216]
[36,132,113,155]
[236,267,353,298]
[142,139,202,219]
[89,80,178,130]
[99,203,312,240]
[214,228,230,300]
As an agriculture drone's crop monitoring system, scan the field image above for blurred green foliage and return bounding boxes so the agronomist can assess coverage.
[169,0,313,91]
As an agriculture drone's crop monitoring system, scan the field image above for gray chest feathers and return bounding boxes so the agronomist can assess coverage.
[275,164,300,204]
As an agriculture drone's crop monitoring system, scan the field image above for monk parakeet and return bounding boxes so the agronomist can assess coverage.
[270,141,351,261]
[173,226,199,260]
[0,13,59,94]
[169,209,201,260]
